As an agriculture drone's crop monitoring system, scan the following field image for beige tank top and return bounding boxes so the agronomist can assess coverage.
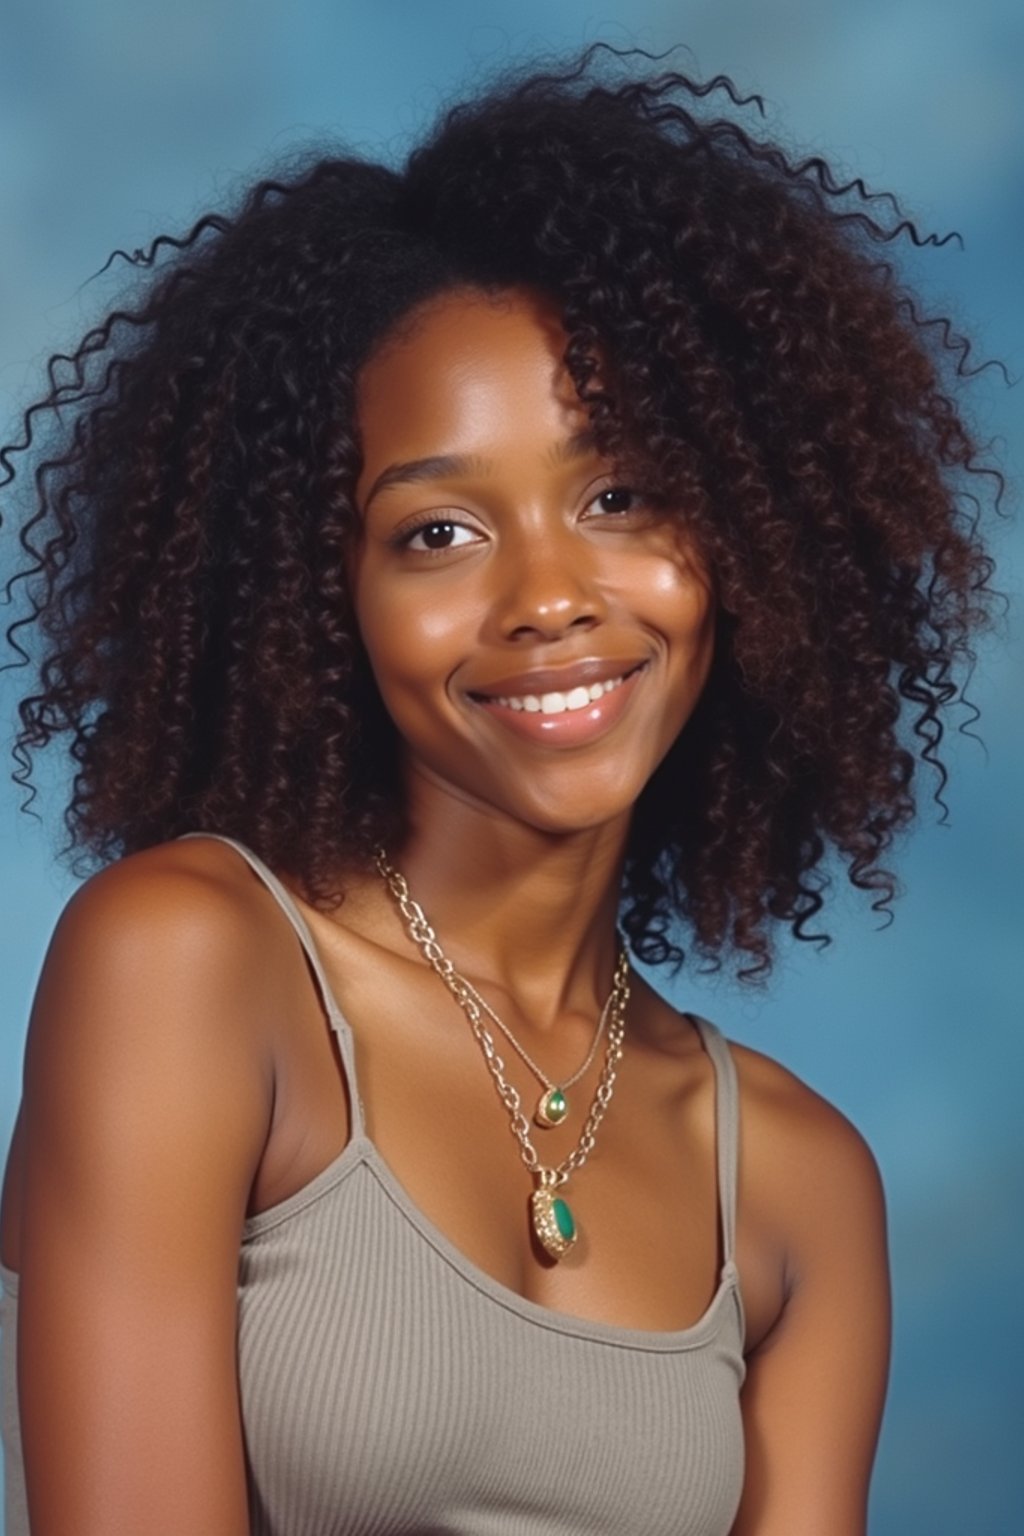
[1,831,747,1533]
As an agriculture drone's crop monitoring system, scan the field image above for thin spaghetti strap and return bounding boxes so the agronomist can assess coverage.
[174,831,365,1138]
[688,1015,739,1276]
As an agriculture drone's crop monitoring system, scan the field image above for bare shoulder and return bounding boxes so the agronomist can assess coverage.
[723,1034,889,1342]
[27,834,282,1090]
[63,830,275,937]
[727,1036,885,1201]
[4,835,282,1274]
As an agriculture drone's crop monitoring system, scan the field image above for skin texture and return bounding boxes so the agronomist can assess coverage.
[1,285,891,1535]
[346,286,717,1009]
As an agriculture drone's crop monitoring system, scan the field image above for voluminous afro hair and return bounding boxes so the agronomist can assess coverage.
[1,44,1007,981]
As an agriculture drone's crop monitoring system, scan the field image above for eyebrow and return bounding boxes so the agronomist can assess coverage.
[361,427,599,513]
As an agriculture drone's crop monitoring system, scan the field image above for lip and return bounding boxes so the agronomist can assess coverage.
[467,656,649,701]
[468,660,650,748]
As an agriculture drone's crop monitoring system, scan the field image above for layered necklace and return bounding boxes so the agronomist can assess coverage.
[456,967,614,1129]
[375,847,630,1261]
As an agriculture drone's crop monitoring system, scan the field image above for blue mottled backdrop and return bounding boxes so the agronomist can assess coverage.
[1,3,1021,1532]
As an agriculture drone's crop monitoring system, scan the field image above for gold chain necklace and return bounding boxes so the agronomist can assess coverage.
[374,847,630,1261]
[451,969,613,1128]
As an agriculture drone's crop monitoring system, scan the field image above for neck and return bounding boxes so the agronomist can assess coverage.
[378,787,632,1032]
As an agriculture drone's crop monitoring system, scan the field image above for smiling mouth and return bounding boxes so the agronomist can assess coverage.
[467,661,650,747]
[471,663,646,716]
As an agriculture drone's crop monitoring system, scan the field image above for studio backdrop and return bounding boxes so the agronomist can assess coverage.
[1,4,1021,1533]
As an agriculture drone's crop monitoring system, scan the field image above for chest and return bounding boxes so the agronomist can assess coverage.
[256,938,742,1335]
[237,1151,747,1536]
[247,884,787,1351]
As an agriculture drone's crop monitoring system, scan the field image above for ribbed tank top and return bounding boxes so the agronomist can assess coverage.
[1,832,747,1535]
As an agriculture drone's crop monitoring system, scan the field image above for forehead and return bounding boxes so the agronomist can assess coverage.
[355,286,591,464]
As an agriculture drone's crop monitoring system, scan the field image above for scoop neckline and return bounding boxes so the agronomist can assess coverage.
[241,1130,742,1353]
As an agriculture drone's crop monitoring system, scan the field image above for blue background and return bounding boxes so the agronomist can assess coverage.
[1,3,1021,1532]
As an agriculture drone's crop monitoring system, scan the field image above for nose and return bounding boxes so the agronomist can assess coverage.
[489,523,607,643]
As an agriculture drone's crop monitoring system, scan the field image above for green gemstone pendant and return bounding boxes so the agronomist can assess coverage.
[531,1182,577,1260]
[535,1086,568,1128]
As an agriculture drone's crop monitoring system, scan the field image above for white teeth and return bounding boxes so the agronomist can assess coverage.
[491,675,629,715]
[540,688,592,714]
[492,673,629,714]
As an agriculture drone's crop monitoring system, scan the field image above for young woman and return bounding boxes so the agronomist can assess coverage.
[0,46,1000,1536]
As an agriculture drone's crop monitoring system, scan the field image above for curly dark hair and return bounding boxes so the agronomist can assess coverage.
[0,44,1007,981]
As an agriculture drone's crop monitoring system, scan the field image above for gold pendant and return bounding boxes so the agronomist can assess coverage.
[530,1182,577,1260]
[535,1086,569,1128]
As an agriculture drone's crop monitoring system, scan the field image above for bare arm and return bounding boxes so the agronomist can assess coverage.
[731,1073,892,1536]
[16,850,274,1535]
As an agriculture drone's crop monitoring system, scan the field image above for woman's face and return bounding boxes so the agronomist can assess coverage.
[347,285,715,838]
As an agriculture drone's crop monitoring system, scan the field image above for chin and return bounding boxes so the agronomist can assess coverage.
[404,749,651,836]
[494,792,638,840]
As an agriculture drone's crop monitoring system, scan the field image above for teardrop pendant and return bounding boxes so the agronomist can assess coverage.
[530,1182,577,1260]
[535,1086,568,1128]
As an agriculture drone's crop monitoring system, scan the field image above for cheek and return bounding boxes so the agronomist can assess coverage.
[353,569,471,705]
[646,562,717,713]
[629,550,715,647]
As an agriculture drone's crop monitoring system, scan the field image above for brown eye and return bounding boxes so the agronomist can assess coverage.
[418,521,457,549]
[597,488,637,513]
[589,486,650,517]
[398,518,482,553]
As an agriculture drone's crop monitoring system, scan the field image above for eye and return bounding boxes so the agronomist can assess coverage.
[586,486,653,518]
[395,517,483,554]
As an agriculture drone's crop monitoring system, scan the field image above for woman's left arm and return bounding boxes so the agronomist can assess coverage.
[730,1077,892,1536]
